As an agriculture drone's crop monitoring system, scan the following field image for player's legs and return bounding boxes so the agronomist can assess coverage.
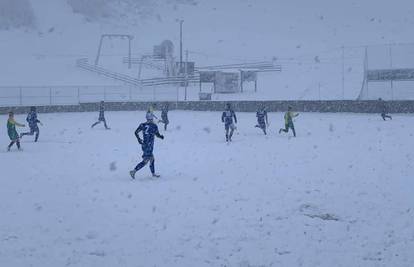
[135,158,150,172]
[91,121,101,128]
[225,124,230,141]
[383,114,392,120]
[7,141,15,151]
[149,157,155,174]
[279,124,289,134]
[130,156,158,179]
[20,128,34,138]
[7,138,21,151]
[290,123,296,137]
[34,128,40,142]
[255,119,261,128]
[103,118,110,129]
[262,125,267,135]
[258,123,266,135]
[229,124,235,141]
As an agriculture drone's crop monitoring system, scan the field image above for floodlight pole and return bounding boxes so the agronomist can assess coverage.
[128,37,132,69]
[341,45,345,100]
[389,44,394,100]
[184,49,188,101]
[95,35,104,66]
[365,46,369,97]
[180,20,184,72]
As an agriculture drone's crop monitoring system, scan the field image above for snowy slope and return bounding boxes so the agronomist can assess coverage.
[1,111,413,266]
[1,0,414,98]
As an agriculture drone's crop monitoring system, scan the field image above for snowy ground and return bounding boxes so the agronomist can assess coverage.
[0,111,413,267]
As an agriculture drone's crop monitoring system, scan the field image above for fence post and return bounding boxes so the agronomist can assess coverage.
[176,85,179,102]
[77,87,80,104]
[19,87,23,106]
[365,46,369,99]
[240,70,244,93]
[318,83,321,100]
[129,86,132,101]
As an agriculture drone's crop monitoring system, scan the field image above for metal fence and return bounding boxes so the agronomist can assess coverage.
[0,85,181,107]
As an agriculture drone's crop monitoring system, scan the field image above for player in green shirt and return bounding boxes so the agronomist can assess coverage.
[7,112,25,151]
[279,106,299,137]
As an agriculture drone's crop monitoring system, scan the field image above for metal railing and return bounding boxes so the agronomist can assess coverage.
[76,58,200,87]
[77,58,141,86]
[0,85,181,107]
[195,61,282,72]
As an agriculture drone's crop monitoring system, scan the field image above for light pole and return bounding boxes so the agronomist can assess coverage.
[179,20,184,73]
[341,45,345,100]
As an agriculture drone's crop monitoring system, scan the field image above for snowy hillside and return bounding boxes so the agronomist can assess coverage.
[0,0,36,30]
[1,111,413,266]
[1,0,414,98]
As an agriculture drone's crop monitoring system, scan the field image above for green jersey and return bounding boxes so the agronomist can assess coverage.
[284,111,298,125]
[7,118,23,140]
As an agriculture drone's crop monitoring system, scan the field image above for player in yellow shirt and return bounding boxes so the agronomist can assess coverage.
[279,106,299,137]
[7,112,25,151]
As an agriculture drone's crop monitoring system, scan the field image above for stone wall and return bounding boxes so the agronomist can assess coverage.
[1,100,413,115]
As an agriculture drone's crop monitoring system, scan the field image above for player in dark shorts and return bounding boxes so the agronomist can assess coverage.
[130,115,164,179]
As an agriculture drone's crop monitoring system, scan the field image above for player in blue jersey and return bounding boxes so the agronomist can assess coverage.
[378,98,392,120]
[91,101,110,129]
[221,103,237,142]
[158,103,169,131]
[255,104,269,135]
[129,115,164,179]
[20,106,42,142]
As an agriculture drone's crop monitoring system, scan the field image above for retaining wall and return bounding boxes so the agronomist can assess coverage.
[1,100,413,115]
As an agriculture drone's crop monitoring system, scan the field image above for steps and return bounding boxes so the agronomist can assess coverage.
[76,58,199,87]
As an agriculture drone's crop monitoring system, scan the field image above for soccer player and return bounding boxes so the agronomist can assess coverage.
[279,106,299,137]
[255,104,269,135]
[91,101,110,129]
[378,98,392,120]
[129,116,164,179]
[158,103,169,131]
[146,105,158,121]
[221,103,237,142]
[20,106,42,142]
[7,112,25,151]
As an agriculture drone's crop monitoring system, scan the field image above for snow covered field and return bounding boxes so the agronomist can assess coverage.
[1,110,413,266]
